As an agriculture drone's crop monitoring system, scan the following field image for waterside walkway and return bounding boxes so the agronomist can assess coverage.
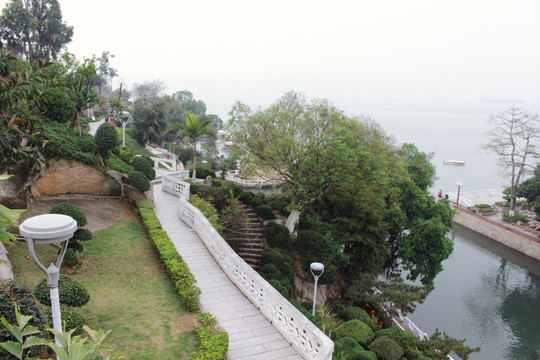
[152,183,303,360]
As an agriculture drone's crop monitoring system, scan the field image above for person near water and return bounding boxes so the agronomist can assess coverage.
[438,189,442,198]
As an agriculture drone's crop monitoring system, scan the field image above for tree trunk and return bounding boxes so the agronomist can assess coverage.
[192,139,197,181]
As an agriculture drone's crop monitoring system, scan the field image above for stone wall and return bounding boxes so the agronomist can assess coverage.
[454,210,540,261]
[30,159,121,198]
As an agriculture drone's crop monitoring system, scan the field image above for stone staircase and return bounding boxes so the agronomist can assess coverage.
[234,204,266,270]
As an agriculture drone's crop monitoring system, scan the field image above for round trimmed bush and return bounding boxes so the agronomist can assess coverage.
[343,306,378,329]
[334,336,362,354]
[0,281,47,360]
[374,326,417,351]
[73,228,92,242]
[128,170,151,192]
[63,248,78,266]
[368,335,404,360]
[261,248,293,281]
[190,166,216,179]
[259,263,283,280]
[132,156,156,180]
[40,87,76,123]
[263,221,290,249]
[94,122,118,153]
[336,320,374,346]
[34,275,90,308]
[67,239,84,252]
[44,305,85,335]
[256,204,276,220]
[49,202,87,227]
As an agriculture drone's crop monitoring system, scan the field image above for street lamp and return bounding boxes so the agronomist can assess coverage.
[456,181,463,208]
[310,262,324,316]
[19,214,77,352]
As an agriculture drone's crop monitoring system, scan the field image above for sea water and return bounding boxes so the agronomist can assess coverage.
[339,99,540,360]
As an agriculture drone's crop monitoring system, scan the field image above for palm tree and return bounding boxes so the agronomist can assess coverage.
[176,111,216,181]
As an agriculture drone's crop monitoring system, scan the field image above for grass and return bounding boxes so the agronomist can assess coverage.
[8,219,198,359]
[116,128,154,157]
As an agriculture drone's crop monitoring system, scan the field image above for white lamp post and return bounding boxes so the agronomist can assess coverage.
[310,262,324,316]
[19,214,77,353]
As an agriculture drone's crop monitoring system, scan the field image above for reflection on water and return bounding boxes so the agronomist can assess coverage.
[409,224,540,360]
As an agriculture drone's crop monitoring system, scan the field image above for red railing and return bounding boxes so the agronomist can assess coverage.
[457,206,540,244]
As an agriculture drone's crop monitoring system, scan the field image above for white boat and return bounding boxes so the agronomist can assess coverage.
[443,159,466,165]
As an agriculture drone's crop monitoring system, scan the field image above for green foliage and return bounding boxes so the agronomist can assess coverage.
[0,302,45,360]
[374,326,417,351]
[518,165,540,220]
[135,200,201,312]
[40,122,98,165]
[132,156,156,180]
[255,204,276,220]
[192,313,229,360]
[266,193,292,215]
[34,275,89,308]
[0,203,24,244]
[48,325,123,360]
[417,329,480,360]
[94,122,118,153]
[336,320,374,346]
[261,248,293,282]
[49,202,87,227]
[503,213,527,223]
[189,195,222,233]
[131,101,168,145]
[189,166,216,179]
[334,336,362,356]
[44,305,85,336]
[479,208,494,213]
[263,222,289,250]
[72,229,92,242]
[128,170,150,192]
[63,248,78,266]
[0,282,46,360]
[39,87,76,123]
[106,153,131,173]
[367,335,404,360]
[341,307,378,330]
[474,203,490,208]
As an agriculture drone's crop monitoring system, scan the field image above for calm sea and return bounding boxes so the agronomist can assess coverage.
[339,99,540,360]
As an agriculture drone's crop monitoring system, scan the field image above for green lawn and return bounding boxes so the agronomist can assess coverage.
[8,219,197,359]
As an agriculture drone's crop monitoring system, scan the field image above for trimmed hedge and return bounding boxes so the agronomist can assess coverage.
[374,325,417,351]
[192,313,229,360]
[49,202,88,227]
[132,155,155,180]
[135,200,200,312]
[129,170,151,192]
[256,204,276,220]
[44,305,85,335]
[263,221,290,250]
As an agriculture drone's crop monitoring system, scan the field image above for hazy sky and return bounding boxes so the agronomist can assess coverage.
[2,0,540,119]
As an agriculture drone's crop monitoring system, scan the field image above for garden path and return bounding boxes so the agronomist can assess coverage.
[152,184,303,360]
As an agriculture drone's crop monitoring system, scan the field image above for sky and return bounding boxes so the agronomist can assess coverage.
[2,0,540,119]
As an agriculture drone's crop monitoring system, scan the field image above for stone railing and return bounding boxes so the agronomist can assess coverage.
[150,156,176,171]
[223,173,283,188]
[162,171,190,198]
[161,173,334,360]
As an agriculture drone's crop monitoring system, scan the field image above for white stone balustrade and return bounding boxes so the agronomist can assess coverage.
[162,172,334,360]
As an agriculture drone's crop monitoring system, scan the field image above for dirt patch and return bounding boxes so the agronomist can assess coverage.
[19,196,140,232]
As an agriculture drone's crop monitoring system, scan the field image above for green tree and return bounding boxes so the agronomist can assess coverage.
[0,0,73,62]
[132,80,165,104]
[174,111,216,181]
[484,107,540,213]
[131,100,167,146]
[173,90,206,116]
[517,165,540,220]
[38,86,75,123]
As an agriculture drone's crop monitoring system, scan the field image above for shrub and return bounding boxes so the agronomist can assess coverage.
[259,263,283,281]
[334,336,362,354]
[40,122,99,165]
[67,239,84,252]
[0,281,47,360]
[342,306,378,330]
[336,320,374,346]
[190,166,216,179]
[34,275,90,308]
[190,195,222,233]
[479,208,494,213]
[261,248,293,282]
[263,221,290,250]
[49,202,87,227]
[353,350,377,360]
[268,279,290,298]
[374,326,417,351]
[368,335,404,360]
[132,156,155,180]
[107,153,131,173]
[128,170,151,192]
[73,228,92,242]
[44,305,85,335]
[94,123,118,153]
[256,204,276,220]
[503,213,527,223]
[192,313,229,360]
[39,87,76,123]
[63,248,78,266]
[474,203,490,208]
[266,194,292,215]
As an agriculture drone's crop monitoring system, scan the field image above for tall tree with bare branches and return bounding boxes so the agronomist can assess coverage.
[484,107,540,213]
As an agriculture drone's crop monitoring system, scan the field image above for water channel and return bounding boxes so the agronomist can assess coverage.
[339,99,540,359]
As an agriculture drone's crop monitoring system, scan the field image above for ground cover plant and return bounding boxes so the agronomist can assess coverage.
[7,217,198,359]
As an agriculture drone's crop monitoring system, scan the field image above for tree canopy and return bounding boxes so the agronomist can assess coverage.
[0,0,73,62]
[484,107,540,212]
[227,91,453,288]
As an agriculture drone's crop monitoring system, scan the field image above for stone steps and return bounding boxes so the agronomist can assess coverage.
[233,204,266,270]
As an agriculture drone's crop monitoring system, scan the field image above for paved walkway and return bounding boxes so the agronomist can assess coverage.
[152,184,302,360]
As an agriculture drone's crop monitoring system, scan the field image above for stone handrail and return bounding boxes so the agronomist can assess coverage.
[150,156,176,171]
[162,173,334,360]
[223,173,283,188]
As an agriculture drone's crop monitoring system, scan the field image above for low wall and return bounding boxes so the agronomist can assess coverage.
[162,172,334,360]
[454,210,540,261]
